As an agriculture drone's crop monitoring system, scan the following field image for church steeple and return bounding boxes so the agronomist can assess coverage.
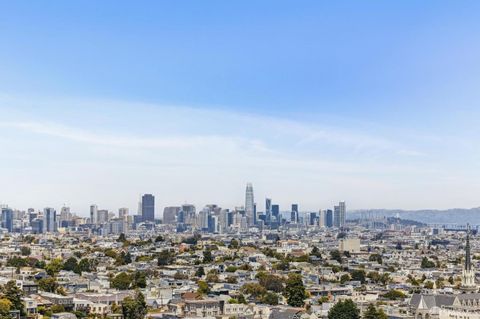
[465,226,472,271]
[461,224,476,291]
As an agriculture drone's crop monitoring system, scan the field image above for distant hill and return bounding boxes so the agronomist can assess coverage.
[348,207,480,225]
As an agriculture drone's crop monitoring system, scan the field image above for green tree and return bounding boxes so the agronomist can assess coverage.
[110,272,132,290]
[330,250,342,263]
[237,294,247,304]
[273,260,290,271]
[6,257,27,268]
[122,291,147,319]
[197,280,210,295]
[340,274,351,284]
[195,266,205,277]
[285,273,307,307]
[63,257,78,272]
[229,239,240,249]
[38,277,58,293]
[157,250,174,266]
[369,254,382,264]
[436,278,445,289]
[132,271,147,289]
[51,305,65,313]
[0,298,12,319]
[203,250,213,263]
[117,251,133,266]
[20,246,31,256]
[117,233,127,243]
[424,281,434,289]
[241,283,266,300]
[351,269,366,284]
[261,292,279,305]
[256,272,285,293]
[104,249,118,259]
[311,246,322,257]
[363,303,387,319]
[421,257,435,268]
[382,289,406,300]
[225,266,237,273]
[328,299,360,319]
[2,281,26,316]
[45,258,64,276]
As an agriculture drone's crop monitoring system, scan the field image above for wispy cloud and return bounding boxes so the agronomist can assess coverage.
[0,120,269,153]
[4,97,467,212]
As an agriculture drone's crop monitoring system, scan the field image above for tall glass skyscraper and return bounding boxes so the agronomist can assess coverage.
[141,194,155,222]
[265,198,272,224]
[43,207,57,233]
[291,204,299,223]
[334,201,346,227]
[1,208,13,232]
[245,183,255,226]
[325,209,334,227]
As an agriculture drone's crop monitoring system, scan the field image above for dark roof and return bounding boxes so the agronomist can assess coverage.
[410,294,456,309]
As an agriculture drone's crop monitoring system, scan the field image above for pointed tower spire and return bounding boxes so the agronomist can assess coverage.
[466,224,472,271]
[461,223,476,291]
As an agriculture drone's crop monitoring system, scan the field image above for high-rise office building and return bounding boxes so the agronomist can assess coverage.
[334,201,346,227]
[163,206,180,224]
[118,207,129,234]
[97,210,109,224]
[265,198,272,223]
[325,209,334,227]
[272,204,279,221]
[308,212,317,226]
[339,201,346,226]
[28,209,37,224]
[318,210,326,227]
[1,208,13,232]
[90,205,98,225]
[291,204,299,223]
[141,194,155,222]
[31,218,44,234]
[181,204,196,225]
[198,207,210,230]
[333,205,340,227]
[245,183,255,226]
[59,206,72,228]
[43,207,57,233]
[118,208,129,220]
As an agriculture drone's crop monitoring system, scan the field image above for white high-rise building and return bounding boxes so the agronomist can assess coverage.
[118,207,129,234]
[90,204,98,225]
[59,206,72,228]
[97,210,109,224]
[318,210,326,227]
[245,183,255,226]
[334,201,346,227]
[118,208,129,220]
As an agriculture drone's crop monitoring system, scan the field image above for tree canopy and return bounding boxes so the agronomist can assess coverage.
[328,299,360,319]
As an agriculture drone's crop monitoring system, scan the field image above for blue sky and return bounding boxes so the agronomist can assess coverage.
[1,1,480,215]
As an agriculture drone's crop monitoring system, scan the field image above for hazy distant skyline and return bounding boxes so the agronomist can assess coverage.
[1,2,480,213]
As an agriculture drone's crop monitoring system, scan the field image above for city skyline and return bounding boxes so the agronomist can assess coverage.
[0,187,347,220]
[2,2,480,211]
[1,3,479,319]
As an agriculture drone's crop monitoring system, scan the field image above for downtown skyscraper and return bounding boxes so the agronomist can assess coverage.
[245,183,255,226]
[334,201,346,227]
[141,194,155,222]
